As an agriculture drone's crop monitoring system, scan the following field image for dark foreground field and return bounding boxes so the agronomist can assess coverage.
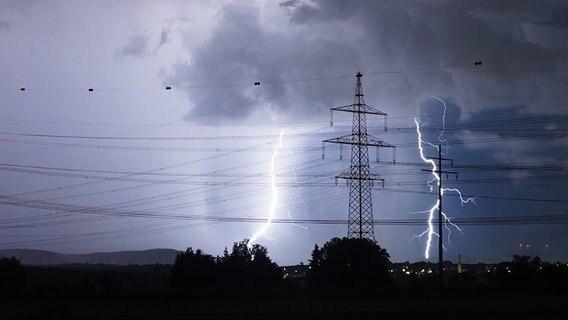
[1,289,566,319]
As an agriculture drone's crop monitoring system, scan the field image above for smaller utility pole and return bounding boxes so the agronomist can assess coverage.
[422,145,456,286]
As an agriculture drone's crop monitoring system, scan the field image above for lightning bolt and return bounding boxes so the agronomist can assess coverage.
[248,129,284,249]
[414,119,439,259]
[413,97,476,259]
[285,150,310,235]
[432,96,449,153]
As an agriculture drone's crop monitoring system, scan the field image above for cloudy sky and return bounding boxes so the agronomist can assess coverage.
[0,0,567,265]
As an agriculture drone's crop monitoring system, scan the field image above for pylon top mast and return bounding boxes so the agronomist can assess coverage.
[322,72,395,240]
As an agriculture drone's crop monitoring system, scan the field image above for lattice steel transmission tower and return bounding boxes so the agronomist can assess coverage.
[322,72,395,240]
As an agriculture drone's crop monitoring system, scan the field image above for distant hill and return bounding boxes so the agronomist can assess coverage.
[0,248,180,265]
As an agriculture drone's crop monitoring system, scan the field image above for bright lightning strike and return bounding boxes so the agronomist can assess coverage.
[248,129,284,249]
[414,118,439,259]
[285,150,310,235]
[414,98,476,259]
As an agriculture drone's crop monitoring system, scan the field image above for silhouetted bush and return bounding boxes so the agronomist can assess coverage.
[170,239,281,293]
[308,237,393,291]
[541,261,568,287]
[0,257,25,294]
[170,248,216,293]
[25,264,170,295]
[217,240,282,291]
[492,255,541,285]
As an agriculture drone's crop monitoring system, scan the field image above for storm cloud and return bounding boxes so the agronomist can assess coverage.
[121,33,152,57]
[168,0,568,122]
[0,1,566,265]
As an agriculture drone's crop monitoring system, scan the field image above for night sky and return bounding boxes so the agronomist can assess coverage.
[0,0,566,265]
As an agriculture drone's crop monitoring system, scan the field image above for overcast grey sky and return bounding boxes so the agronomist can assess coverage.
[0,0,567,265]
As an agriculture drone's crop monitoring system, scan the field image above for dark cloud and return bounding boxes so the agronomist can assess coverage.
[121,25,175,58]
[168,0,568,123]
[286,0,356,24]
[167,4,361,122]
[159,18,185,47]
[279,0,300,12]
[284,0,568,110]
[159,27,169,46]
[120,18,188,58]
[120,33,151,57]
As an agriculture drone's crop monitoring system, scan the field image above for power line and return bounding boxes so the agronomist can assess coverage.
[1,113,565,141]
[2,214,567,228]
[1,132,564,152]
[2,213,568,248]
[4,50,567,92]
[2,101,567,128]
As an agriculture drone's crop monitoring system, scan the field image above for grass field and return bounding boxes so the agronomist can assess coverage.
[1,289,566,319]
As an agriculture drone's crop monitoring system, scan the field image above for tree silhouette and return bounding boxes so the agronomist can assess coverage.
[541,261,568,287]
[170,248,215,293]
[493,255,542,285]
[308,237,393,291]
[218,239,281,290]
[170,240,281,293]
[0,257,25,293]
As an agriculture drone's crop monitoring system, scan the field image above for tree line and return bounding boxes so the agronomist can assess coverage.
[1,237,568,296]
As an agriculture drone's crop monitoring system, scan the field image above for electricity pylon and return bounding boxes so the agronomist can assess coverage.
[322,72,395,240]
